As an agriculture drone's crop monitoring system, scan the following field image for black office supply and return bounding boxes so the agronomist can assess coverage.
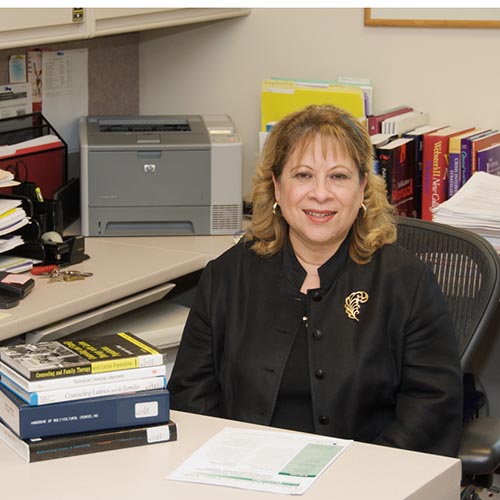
[0,271,35,299]
[42,235,89,266]
[54,176,80,230]
[0,294,19,309]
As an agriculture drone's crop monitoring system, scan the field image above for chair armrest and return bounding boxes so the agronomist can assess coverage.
[459,416,500,476]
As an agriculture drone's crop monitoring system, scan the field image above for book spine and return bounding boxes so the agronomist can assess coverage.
[367,107,413,135]
[477,148,488,172]
[403,132,425,219]
[1,374,167,406]
[378,150,393,202]
[367,116,379,135]
[0,361,167,392]
[477,147,500,176]
[90,352,165,374]
[9,352,164,382]
[448,152,461,198]
[470,134,500,175]
[0,418,28,461]
[377,150,392,202]
[413,135,424,219]
[0,419,177,463]
[0,384,170,439]
[461,138,474,187]
[422,136,449,221]
[391,141,416,218]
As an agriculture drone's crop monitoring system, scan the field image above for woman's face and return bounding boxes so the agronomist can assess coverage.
[273,134,367,257]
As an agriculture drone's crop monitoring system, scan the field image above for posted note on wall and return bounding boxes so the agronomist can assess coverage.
[42,49,88,153]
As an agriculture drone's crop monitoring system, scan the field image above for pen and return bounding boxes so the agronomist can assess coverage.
[35,186,44,202]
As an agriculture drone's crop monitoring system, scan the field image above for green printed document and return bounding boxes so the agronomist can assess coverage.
[167,427,352,495]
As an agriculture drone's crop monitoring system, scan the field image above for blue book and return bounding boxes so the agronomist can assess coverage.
[460,130,493,186]
[477,143,500,176]
[0,383,170,439]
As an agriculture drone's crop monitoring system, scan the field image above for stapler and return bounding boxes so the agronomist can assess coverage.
[42,235,89,266]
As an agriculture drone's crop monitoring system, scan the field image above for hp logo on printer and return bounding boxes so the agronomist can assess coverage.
[144,164,156,173]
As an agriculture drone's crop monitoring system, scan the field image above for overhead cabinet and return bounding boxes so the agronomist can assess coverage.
[0,9,88,49]
[0,8,250,50]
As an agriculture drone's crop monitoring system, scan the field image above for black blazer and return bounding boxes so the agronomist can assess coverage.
[168,236,463,457]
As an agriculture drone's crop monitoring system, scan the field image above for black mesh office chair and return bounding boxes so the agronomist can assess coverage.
[396,216,500,497]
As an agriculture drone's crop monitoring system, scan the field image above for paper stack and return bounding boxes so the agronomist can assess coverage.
[0,169,19,188]
[0,198,27,253]
[432,172,500,250]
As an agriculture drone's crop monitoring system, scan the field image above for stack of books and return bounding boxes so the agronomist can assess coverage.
[0,331,176,462]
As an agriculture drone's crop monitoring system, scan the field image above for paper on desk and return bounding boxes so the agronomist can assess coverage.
[433,172,500,220]
[167,426,352,495]
[433,172,500,250]
[0,255,41,273]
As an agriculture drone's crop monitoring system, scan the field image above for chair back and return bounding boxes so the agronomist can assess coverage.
[396,217,500,370]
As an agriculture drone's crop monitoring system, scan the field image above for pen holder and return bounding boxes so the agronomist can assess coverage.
[33,199,63,236]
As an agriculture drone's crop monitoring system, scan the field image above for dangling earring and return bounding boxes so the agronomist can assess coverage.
[360,203,367,218]
[272,201,279,216]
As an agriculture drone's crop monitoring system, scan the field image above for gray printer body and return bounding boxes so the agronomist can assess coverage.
[80,115,242,236]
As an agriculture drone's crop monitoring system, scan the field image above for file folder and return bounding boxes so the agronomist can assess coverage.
[261,79,365,131]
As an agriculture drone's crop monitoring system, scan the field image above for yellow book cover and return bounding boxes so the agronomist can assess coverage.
[261,79,365,131]
[0,332,165,381]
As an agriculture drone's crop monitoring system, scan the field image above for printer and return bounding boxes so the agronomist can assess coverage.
[79,114,243,236]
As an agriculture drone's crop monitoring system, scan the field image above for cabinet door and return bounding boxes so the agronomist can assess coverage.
[0,8,89,49]
[90,8,250,37]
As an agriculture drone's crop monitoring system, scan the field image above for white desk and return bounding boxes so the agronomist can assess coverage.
[0,235,235,344]
[0,410,461,499]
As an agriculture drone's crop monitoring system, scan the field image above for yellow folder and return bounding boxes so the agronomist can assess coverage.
[261,79,366,131]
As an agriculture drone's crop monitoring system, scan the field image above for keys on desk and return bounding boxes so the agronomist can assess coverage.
[44,269,94,283]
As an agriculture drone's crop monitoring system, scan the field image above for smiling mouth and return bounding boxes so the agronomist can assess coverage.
[304,210,336,218]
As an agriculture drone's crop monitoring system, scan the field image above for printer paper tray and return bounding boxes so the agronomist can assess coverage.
[25,282,175,343]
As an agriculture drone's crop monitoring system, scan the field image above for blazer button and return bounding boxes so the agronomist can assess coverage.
[311,291,322,301]
[314,369,325,379]
[312,329,323,340]
[318,415,330,425]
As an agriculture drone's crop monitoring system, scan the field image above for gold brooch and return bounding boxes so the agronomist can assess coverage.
[344,291,369,322]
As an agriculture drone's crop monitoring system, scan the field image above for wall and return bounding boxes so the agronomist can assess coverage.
[138,8,500,197]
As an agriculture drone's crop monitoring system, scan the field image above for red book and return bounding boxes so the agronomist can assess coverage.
[367,106,413,136]
[421,127,474,220]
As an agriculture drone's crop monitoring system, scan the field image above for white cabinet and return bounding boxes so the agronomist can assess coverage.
[90,8,251,37]
[0,8,88,49]
[0,8,250,50]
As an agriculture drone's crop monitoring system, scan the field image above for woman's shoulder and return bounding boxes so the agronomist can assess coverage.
[207,238,268,269]
[374,242,428,273]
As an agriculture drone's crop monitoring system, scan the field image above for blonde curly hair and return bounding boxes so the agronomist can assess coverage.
[247,104,396,264]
